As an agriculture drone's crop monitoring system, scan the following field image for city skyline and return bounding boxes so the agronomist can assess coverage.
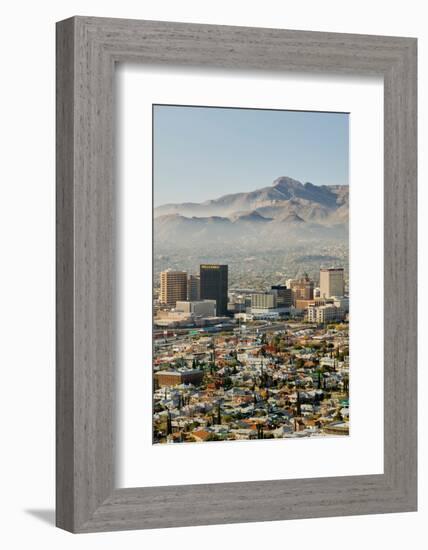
[153,105,349,207]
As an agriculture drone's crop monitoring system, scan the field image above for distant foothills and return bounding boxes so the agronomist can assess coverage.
[154,176,349,247]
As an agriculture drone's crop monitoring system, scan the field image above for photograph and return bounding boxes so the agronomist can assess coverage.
[152,104,350,444]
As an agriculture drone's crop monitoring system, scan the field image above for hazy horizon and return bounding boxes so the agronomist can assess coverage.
[153,105,349,207]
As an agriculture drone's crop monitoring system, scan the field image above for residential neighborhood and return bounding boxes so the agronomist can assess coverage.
[153,268,349,444]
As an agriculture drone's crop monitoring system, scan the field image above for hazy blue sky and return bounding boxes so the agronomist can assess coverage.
[153,105,348,207]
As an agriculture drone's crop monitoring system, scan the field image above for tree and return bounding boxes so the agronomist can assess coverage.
[334,409,343,421]
[278,341,286,353]
[166,411,172,435]
[211,340,216,366]
[317,369,322,390]
[216,404,222,425]
[343,374,349,393]
[223,376,232,390]
[296,391,302,416]
[295,358,304,369]
[176,357,186,369]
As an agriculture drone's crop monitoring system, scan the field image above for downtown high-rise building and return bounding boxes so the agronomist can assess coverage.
[290,273,314,304]
[187,274,200,301]
[319,268,345,298]
[199,264,228,316]
[159,270,188,307]
[271,285,293,307]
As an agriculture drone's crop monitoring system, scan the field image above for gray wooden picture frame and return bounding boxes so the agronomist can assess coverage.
[56,16,417,533]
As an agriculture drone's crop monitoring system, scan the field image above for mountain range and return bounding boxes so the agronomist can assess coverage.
[154,176,348,248]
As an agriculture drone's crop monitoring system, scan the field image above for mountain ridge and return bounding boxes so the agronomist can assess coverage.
[154,176,348,248]
[155,176,348,222]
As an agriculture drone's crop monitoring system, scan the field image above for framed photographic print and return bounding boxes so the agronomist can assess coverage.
[56,17,417,532]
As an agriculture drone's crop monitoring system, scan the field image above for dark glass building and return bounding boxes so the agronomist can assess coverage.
[199,264,228,316]
[271,285,293,307]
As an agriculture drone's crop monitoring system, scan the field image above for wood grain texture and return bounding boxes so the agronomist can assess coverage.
[56,16,417,533]
[56,17,75,532]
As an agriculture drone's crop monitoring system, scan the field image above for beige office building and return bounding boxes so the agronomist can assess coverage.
[307,304,344,323]
[160,270,187,307]
[251,292,277,310]
[320,268,345,298]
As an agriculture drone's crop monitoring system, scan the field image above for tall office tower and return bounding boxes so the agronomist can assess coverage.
[290,273,314,304]
[199,264,228,316]
[271,285,293,307]
[187,274,200,301]
[320,268,345,298]
[159,270,188,307]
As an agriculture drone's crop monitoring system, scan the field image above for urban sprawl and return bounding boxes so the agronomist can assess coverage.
[153,265,349,444]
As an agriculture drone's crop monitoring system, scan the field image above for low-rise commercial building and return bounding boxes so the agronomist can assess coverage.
[175,300,216,318]
[155,369,204,388]
[307,304,345,323]
[333,296,349,312]
[250,307,290,319]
